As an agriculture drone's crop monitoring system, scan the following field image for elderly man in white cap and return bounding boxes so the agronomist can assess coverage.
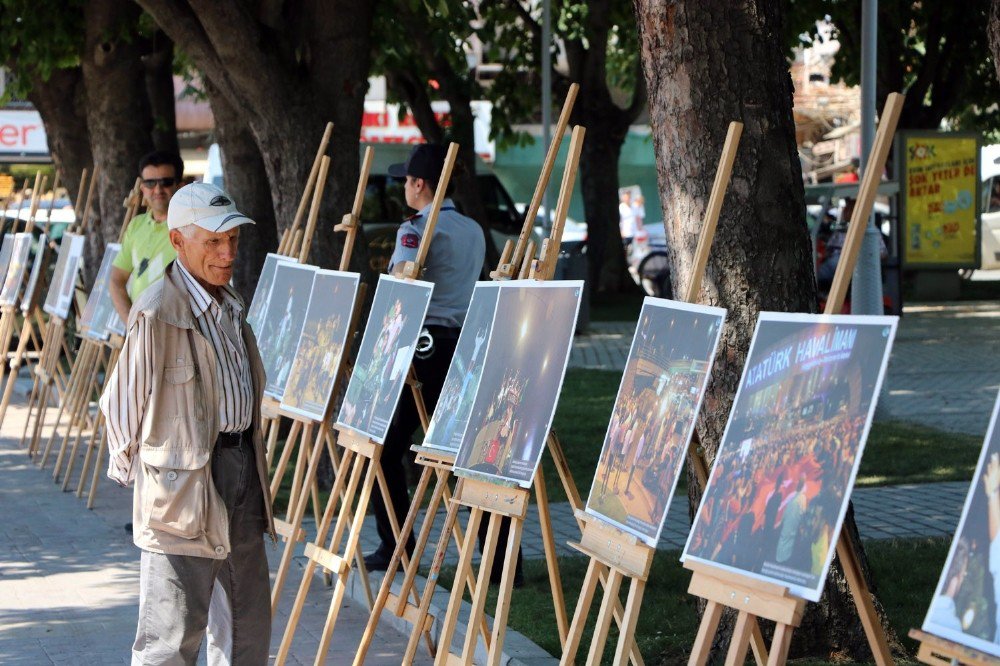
[100,182,274,664]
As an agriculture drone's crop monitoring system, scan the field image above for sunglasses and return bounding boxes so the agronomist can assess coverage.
[141,177,177,188]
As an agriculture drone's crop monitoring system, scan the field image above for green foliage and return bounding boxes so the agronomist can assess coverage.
[784,0,1000,137]
[0,0,85,99]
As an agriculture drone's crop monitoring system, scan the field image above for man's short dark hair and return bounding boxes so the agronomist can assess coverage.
[139,150,184,179]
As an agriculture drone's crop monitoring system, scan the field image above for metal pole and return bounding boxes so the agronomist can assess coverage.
[852,0,884,314]
[541,0,552,233]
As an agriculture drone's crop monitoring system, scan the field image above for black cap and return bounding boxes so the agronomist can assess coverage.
[387,143,447,180]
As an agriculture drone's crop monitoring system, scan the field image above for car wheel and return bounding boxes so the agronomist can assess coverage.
[637,251,672,298]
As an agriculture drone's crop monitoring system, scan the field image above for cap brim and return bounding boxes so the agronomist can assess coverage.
[194,212,255,233]
[387,162,408,179]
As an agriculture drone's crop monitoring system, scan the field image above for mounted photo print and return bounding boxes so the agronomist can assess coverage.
[422,282,502,452]
[922,390,1000,657]
[337,275,433,443]
[79,244,122,341]
[19,233,48,313]
[0,233,34,307]
[682,312,898,602]
[247,252,298,334]
[585,298,725,547]
[453,280,583,488]
[43,233,85,320]
[258,262,318,399]
[280,270,360,422]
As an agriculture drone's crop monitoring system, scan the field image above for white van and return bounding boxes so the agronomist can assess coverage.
[979,145,1000,269]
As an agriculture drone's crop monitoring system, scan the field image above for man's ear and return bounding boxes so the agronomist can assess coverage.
[168,229,185,253]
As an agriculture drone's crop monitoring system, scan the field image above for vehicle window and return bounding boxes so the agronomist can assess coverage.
[360,179,385,224]
[987,178,1000,213]
[477,175,522,235]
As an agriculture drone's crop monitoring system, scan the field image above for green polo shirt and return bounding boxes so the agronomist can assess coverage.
[111,211,177,299]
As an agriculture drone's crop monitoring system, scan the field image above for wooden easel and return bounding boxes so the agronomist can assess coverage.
[558,120,743,665]
[0,171,44,387]
[273,143,462,666]
[23,167,100,458]
[908,629,997,666]
[683,92,905,666]
[424,125,588,666]
[48,179,141,493]
[354,83,584,665]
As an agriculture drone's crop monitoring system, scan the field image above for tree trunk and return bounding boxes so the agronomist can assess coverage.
[142,33,179,155]
[81,0,154,282]
[24,67,93,214]
[204,80,276,301]
[634,0,906,661]
[988,0,1000,82]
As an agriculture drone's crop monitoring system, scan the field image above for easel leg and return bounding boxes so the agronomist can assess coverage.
[766,623,794,666]
[689,601,724,666]
[836,534,894,665]
[433,506,483,666]
[534,467,569,645]
[86,424,107,509]
[612,577,648,666]
[724,612,754,666]
[269,420,302,509]
[560,558,603,665]
[486,515,525,666]
[585,567,625,665]
[459,512,503,663]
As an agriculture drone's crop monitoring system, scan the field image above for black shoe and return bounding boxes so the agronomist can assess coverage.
[489,567,525,589]
[363,548,393,571]
[124,522,132,534]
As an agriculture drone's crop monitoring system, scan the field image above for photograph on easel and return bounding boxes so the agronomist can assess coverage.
[259,262,319,399]
[922,390,1000,657]
[337,274,433,442]
[0,233,34,306]
[280,270,361,422]
[19,233,47,313]
[0,233,14,288]
[79,244,122,341]
[585,298,725,546]
[247,252,299,334]
[453,280,583,488]
[43,233,85,319]
[422,282,502,452]
[682,312,898,602]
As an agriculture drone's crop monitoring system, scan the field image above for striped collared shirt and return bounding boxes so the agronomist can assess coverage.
[102,260,254,486]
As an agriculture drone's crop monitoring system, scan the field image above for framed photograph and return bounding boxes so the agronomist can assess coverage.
[423,282,502,452]
[682,313,899,602]
[79,244,122,341]
[19,233,48,313]
[43,233,85,320]
[0,233,34,307]
[585,298,726,547]
[280,270,361,421]
[336,274,433,443]
[453,280,583,488]
[247,252,298,334]
[922,390,1000,657]
[258,262,319,399]
[0,234,14,295]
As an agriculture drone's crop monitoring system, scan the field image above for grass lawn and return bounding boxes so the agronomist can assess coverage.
[436,536,950,664]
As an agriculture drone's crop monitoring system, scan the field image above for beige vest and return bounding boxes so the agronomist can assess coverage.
[129,263,274,559]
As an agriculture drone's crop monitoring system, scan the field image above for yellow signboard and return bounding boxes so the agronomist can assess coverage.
[902,133,980,268]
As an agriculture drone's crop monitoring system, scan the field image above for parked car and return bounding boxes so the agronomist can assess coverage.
[628,222,672,298]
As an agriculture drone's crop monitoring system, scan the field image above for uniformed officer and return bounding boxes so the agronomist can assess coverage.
[364,144,485,571]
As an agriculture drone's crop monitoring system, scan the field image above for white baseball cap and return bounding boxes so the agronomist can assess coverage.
[167,182,255,233]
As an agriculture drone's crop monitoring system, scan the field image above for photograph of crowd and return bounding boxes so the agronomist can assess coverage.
[923,391,1000,657]
[0,235,15,298]
[453,280,582,487]
[586,299,725,546]
[20,233,47,313]
[79,244,122,341]
[683,313,898,601]
[280,270,360,422]
[259,263,318,399]
[337,275,433,442]
[44,233,85,320]
[423,282,501,452]
[247,253,298,334]
[0,233,33,306]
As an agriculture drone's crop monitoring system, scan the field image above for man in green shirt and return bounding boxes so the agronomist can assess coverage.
[109,150,183,324]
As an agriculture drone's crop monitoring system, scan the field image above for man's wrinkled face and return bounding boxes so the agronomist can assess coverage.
[140,164,179,219]
[170,225,239,290]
